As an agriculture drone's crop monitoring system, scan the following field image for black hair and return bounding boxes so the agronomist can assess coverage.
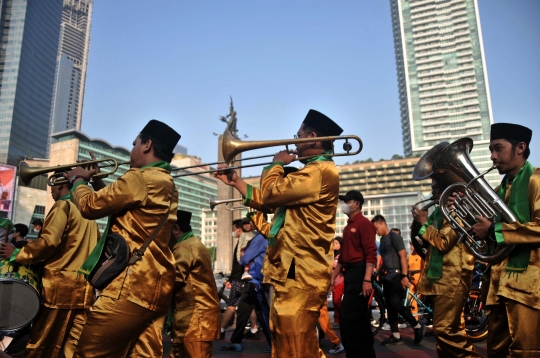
[507,139,530,159]
[32,219,43,227]
[139,132,174,163]
[302,123,333,151]
[371,215,386,224]
[14,223,28,238]
[232,219,243,230]
[391,228,401,235]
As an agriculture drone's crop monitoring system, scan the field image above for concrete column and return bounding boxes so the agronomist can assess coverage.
[214,134,243,274]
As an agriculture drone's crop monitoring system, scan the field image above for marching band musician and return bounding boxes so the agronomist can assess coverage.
[64,119,180,357]
[411,162,482,357]
[215,109,342,358]
[0,171,100,358]
[168,210,220,358]
[467,123,540,357]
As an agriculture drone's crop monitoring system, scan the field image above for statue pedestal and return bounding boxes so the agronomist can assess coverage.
[214,135,243,274]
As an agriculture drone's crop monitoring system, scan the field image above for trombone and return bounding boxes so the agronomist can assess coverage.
[19,159,131,186]
[172,129,363,178]
[208,197,250,211]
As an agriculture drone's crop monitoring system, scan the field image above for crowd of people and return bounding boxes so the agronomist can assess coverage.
[0,115,536,358]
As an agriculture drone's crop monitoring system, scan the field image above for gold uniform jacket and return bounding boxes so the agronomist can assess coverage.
[15,200,100,309]
[418,215,474,298]
[171,235,220,343]
[259,161,339,295]
[487,168,540,309]
[72,167,178,313]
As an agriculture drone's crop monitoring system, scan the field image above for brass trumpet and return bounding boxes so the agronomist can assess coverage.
[172,129,363,178]
[19,159,130,186]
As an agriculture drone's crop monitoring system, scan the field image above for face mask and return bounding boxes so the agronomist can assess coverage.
[341,202,352,214]
[232,231,236,239]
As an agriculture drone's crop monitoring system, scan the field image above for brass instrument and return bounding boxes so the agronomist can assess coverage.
[410,141,457,260]
[434,137,516,263]
[208,197,251,212]
[19,159,131,186]
[172,129,363,177]
[209,197,242,211]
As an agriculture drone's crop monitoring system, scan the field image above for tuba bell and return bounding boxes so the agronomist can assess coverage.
[433,137,516,263]
[410,141,462,259]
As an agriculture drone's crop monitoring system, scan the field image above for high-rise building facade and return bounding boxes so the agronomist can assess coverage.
[390,0,498,185]
[0,0,63,165]
[49,0,93,142]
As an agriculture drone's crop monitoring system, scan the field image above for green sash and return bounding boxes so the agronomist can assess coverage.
[496,162,533,275]
[78,161,173,278]
[176,231,193,244]
[265,151,333,246]
[423,206,444,282]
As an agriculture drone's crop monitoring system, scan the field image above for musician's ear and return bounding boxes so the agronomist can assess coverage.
[141,138,153,154]
[515,141,527,156]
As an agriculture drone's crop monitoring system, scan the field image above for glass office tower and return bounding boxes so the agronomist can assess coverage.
[0,0,63,165]
[49,0,93,143]
[390,0,498,185]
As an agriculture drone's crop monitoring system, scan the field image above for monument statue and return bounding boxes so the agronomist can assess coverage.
[219,96,239,139]
[214,97,243,273]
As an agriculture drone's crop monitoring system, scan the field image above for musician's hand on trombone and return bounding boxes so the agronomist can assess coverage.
[213,164,240,186]
[63,165,97,184]
[411,205,428,225]
[467,216,492,240]
[272,150,296,165]
[86,151,106,190]
[0,241,15,259]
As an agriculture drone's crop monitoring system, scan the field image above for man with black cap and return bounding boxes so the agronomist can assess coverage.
[169,210,220,358]
[411,142,481,357]
[0,171,100,357]
[64,119,180,356]
[214,110,341,357]
[466,123,540,357]
[330,190,377,357]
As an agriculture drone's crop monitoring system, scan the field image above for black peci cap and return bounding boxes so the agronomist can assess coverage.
[491,123,532,145]
[141,119,181,153]
[302,110,343,137]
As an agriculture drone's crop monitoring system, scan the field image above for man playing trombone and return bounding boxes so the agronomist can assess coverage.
[214,109,342,358]
[64,119,180,357]
[466,123,540,357]
[411,143,481,357]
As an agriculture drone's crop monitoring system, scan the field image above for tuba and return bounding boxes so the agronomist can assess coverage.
[410,141,462,259]
[433,137,516,263]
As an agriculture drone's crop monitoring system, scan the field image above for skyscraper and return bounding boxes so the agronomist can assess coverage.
[390,0,498,184]
[49,0,93,142]
[0,0,63,165]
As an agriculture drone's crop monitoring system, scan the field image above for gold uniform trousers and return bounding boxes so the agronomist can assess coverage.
[271,279,326,358]
[487,297,540,358]
[430,271,482,358]
[73,292,165,357]
[24,306,86,358]
[171,341,213,358]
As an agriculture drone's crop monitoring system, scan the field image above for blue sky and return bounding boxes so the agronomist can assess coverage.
[81,0,540,177]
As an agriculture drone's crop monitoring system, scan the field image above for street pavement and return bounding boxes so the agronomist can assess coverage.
[163,326,488,357]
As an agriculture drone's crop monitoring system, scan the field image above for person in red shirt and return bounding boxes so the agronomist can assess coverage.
[331,190,377,358]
